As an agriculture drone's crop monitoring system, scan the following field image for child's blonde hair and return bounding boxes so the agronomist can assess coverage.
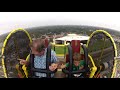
[73,53,81,61]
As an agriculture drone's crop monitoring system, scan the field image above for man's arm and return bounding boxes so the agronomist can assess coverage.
[49,50,59,71]
[51,50,59,63]
[18,59,29,66]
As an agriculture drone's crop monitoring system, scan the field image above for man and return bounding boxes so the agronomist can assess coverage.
[19,38,59,78]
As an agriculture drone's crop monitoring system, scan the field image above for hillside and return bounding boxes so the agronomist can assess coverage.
[0,25,120,41]
[25,25,120,38]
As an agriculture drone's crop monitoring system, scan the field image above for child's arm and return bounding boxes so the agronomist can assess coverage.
[79,65,84,70]
[60,63,69,69]
[61,64,66,69]
[79,60,85,70]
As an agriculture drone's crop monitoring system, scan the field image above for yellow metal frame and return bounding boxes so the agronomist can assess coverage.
[88,54,97,78]
[87,30,117,78]
[1,28,32,78]
[22,54,30,78]
[112,58,120,78]
[111,59,118,78]
[51,40,69,57]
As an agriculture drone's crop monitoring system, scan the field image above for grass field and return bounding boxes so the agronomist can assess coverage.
[51,45,84,56]
[52,46,68,55]
[51,39,112,56]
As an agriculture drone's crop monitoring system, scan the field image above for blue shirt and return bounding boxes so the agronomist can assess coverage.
[34,48,59,78]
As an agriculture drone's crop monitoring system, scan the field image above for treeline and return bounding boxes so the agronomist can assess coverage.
[0,25,120,42]
[25,25,120,38]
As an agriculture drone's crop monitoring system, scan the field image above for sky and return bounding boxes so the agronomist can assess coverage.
[0,12,120,35]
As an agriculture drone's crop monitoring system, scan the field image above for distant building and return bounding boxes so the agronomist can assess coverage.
[54,33,89,44]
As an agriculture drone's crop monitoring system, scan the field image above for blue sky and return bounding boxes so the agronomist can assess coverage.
[0,12,120,35]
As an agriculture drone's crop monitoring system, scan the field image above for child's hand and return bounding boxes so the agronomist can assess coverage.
[60,64,66,69]
[79,65,84,70]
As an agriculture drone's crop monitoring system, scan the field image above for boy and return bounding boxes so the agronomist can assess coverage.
[61,52,85,78]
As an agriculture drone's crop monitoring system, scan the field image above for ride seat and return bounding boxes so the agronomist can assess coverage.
[44,38,49,48]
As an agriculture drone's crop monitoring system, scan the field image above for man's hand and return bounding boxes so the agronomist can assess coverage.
[49,63,58,71]
[18,59,28,65]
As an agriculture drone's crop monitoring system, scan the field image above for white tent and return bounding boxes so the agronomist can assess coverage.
[55,34,89,42]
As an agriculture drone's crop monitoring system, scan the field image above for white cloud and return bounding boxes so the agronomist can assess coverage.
[0,12,120,34]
